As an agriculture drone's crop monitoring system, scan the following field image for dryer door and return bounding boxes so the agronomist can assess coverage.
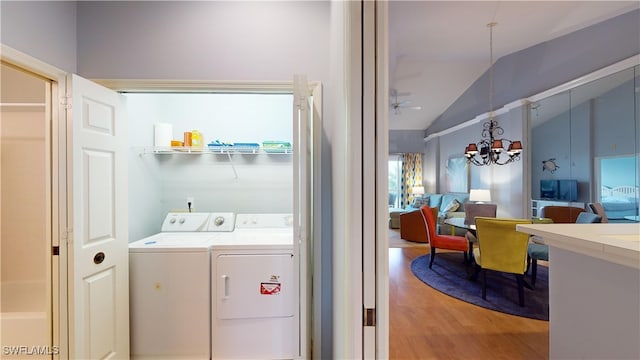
[215,253,294,319]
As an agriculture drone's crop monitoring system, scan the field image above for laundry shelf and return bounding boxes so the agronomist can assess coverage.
[137,146,293,155]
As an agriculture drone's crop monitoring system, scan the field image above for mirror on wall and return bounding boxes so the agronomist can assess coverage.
[530,65,639,221]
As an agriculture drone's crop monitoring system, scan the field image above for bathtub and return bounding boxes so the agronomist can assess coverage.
[0,281,51,358]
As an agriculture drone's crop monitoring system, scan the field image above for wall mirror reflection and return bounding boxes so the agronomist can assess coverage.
[530,64,639,221]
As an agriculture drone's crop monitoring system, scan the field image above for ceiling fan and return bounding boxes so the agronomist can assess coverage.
[390,89,422,115]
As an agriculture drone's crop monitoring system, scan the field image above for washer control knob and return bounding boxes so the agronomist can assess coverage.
[214,216,225,226]
[169,218,176,224]
[179,218,185,224]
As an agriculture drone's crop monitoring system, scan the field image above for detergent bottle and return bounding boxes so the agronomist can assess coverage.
[191,130,203,148]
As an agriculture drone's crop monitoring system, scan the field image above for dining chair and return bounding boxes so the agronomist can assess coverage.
[576,212,602,223]
[420,206,469,269]
[538,205,585,223]
[463,203,498,256]
[474,217,533,307]
[528,212,602,286]
[527,218,553,287]
[464,203,497,225]
[588,202,609,223]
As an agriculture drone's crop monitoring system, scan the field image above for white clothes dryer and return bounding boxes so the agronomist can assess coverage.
[129,212,234,360]
[210,213,297,359]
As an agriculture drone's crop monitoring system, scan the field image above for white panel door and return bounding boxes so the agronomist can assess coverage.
[68,74,129,359]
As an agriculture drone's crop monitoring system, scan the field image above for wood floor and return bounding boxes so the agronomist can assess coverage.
[389,246,549,360]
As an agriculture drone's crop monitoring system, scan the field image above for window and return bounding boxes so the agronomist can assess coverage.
[595,155,639,220]
[388,155,403,208]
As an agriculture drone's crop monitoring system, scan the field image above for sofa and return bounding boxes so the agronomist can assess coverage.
[396,192,469,242]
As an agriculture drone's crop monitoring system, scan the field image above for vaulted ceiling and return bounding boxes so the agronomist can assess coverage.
[388,1,639,131]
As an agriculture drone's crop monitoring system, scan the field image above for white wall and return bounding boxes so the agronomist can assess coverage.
[1,109,47,283]
[126,93,294,240]
[1,64,49,284]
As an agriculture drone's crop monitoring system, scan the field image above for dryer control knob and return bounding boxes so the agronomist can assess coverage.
[214,216,225,226]
[179,218,186,224]
[169,218,176,224]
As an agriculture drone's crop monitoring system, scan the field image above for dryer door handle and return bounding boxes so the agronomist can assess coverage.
[221,275,230,299]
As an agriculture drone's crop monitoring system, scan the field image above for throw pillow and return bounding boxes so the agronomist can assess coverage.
[443,198,461,213]
[412,195,429,208]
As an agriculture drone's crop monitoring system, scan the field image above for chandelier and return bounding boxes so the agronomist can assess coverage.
[464,22,522,166]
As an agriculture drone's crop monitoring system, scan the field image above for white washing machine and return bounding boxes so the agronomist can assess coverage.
[129,212,235,360]
[210,213,297,359]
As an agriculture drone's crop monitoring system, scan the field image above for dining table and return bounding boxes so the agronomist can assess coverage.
[444,217,475,231]
[444,217,476,260]
[444,216,553,262]
[446,216,551,286]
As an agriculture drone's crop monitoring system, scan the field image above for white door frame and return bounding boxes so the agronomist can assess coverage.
[337,1,389,358]
[1,44,68,360]
[94,78,322,360]
[374,1,390,358]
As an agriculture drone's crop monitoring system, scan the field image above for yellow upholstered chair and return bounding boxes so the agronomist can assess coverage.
[473,217,533,307]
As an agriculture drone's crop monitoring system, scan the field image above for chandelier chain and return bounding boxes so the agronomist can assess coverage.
[488,22,496,118]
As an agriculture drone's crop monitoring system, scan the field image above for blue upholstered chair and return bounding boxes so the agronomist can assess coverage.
[588,202,609,223]
[528,212,602,286]
[527,243,548,287]
[575,212,602,224]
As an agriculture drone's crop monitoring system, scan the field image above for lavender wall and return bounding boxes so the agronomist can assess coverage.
[389,130,425,154]
[76,1,329,81]
[427,9,640,136]
[0,1,77,72]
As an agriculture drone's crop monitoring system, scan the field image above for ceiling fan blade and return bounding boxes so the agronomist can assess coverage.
[389,89,411,97]
[391,106,422,111]
[391,101,412,108]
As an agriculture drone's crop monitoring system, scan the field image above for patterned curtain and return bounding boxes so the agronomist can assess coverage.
[401,153,423,207]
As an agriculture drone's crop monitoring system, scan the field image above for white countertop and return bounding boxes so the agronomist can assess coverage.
[517,224,640,269]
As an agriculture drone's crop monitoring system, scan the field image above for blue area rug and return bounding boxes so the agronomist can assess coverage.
[411,252,549,320]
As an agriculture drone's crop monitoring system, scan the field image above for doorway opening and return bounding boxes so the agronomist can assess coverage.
[0,61,57,357]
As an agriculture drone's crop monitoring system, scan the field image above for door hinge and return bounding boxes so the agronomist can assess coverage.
[60,96,72,109]
[364,308,376,327]
[62,228,73,245]
[52,246,59,256]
